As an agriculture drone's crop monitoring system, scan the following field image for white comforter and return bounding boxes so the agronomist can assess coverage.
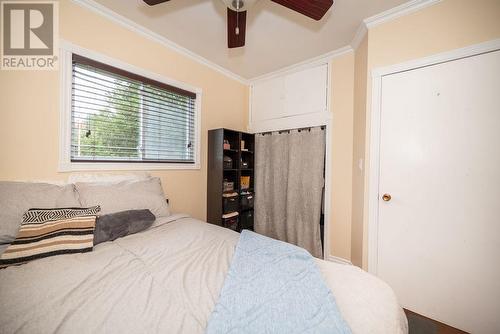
[0,215,407,334]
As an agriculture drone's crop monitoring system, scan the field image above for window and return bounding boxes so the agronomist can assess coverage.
[68,53,198,167]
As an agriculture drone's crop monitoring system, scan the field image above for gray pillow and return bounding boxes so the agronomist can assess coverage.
[75,177,170,217]
[93,209,155,245]
[0,182,80,244]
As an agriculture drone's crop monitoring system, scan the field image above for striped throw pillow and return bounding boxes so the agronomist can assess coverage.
[0,206,100,268]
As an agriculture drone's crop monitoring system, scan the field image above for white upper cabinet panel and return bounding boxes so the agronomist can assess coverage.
[251,75,285,123]
[250,64,328,131]
[284,64,328,117]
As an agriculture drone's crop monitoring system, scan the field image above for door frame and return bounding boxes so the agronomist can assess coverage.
[367,38,500,275]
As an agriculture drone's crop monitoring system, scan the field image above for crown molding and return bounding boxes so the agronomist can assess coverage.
[253,0,443,79]
[350,23,368,50]
[364,0,442,28]
[71,0,249,85]
[249,45,353,84]
[350,0,441,50]
[70,0,442,85]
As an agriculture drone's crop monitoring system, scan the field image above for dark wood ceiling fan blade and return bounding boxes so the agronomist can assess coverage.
[271,0,333,20]
[227,9,247,48]
[143,0,170,5]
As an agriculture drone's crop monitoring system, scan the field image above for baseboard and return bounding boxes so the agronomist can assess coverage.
[325,255,353,265]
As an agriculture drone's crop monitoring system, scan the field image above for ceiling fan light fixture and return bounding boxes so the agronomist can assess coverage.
[221,0,258,12]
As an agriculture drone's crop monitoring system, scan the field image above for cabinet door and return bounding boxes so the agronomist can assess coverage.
[284,64,328,117]
[251,76,285,123]
[250,64,328,127]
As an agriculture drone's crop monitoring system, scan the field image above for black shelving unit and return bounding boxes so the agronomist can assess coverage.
[207,128,255,232]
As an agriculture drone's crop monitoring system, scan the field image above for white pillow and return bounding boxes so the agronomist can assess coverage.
[75,177,170,218]
[0,181,80,244]
[68,172,151,184]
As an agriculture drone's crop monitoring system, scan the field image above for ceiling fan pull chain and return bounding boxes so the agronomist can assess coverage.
[236,11,239,35]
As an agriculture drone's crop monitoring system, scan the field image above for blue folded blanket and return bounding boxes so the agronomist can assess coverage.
[206,230,352,334]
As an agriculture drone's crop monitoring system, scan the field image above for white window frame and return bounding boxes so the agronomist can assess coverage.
[59,40,202,172]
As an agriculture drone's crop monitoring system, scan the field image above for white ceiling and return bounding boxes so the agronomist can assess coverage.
[92,0,409,79]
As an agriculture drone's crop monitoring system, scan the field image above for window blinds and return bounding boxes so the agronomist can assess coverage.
[71,54,196,163]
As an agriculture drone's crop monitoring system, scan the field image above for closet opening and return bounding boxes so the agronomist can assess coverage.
[254,125,326,258]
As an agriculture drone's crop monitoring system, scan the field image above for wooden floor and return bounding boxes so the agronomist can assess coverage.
[404,309,469,334]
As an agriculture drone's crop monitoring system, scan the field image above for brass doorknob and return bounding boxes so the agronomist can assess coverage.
[382,194,392,202]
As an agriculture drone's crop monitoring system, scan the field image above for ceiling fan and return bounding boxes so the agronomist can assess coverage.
[143,0,334,48]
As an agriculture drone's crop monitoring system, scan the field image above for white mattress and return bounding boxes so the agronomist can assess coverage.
[0,215,407,333]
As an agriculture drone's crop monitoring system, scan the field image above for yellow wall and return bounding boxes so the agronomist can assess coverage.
[352,0,500,269]
[2,0,499,267]
[329,52,355,260]
[350,35,368,267]
[0,0,249,220]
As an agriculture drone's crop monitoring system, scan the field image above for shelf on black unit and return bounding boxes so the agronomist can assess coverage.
[207,128,255,233]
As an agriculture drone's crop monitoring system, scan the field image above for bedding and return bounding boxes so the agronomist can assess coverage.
[0,207,100,268]
[0,181,80,244]
[75,177,170,217]
[0,215,408,334]
[93,209,155,245]
[206,230,351,333]
[67,172,151,184]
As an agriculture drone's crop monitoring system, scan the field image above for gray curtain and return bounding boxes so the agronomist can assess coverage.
[254,127,325,258]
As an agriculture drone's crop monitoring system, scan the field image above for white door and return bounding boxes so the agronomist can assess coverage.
[377,50,500,333]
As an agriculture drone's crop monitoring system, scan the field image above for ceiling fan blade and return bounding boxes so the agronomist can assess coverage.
[143,0,170,5]
[227,9,247,48]
[271,0,333,20]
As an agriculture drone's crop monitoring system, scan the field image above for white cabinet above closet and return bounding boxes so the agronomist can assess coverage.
[249,64,329,133]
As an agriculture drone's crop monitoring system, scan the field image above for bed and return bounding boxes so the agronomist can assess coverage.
[0,212,408,333]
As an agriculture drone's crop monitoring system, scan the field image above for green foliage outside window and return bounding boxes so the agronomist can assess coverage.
[77,81,141,158]
[71,64,194,162]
